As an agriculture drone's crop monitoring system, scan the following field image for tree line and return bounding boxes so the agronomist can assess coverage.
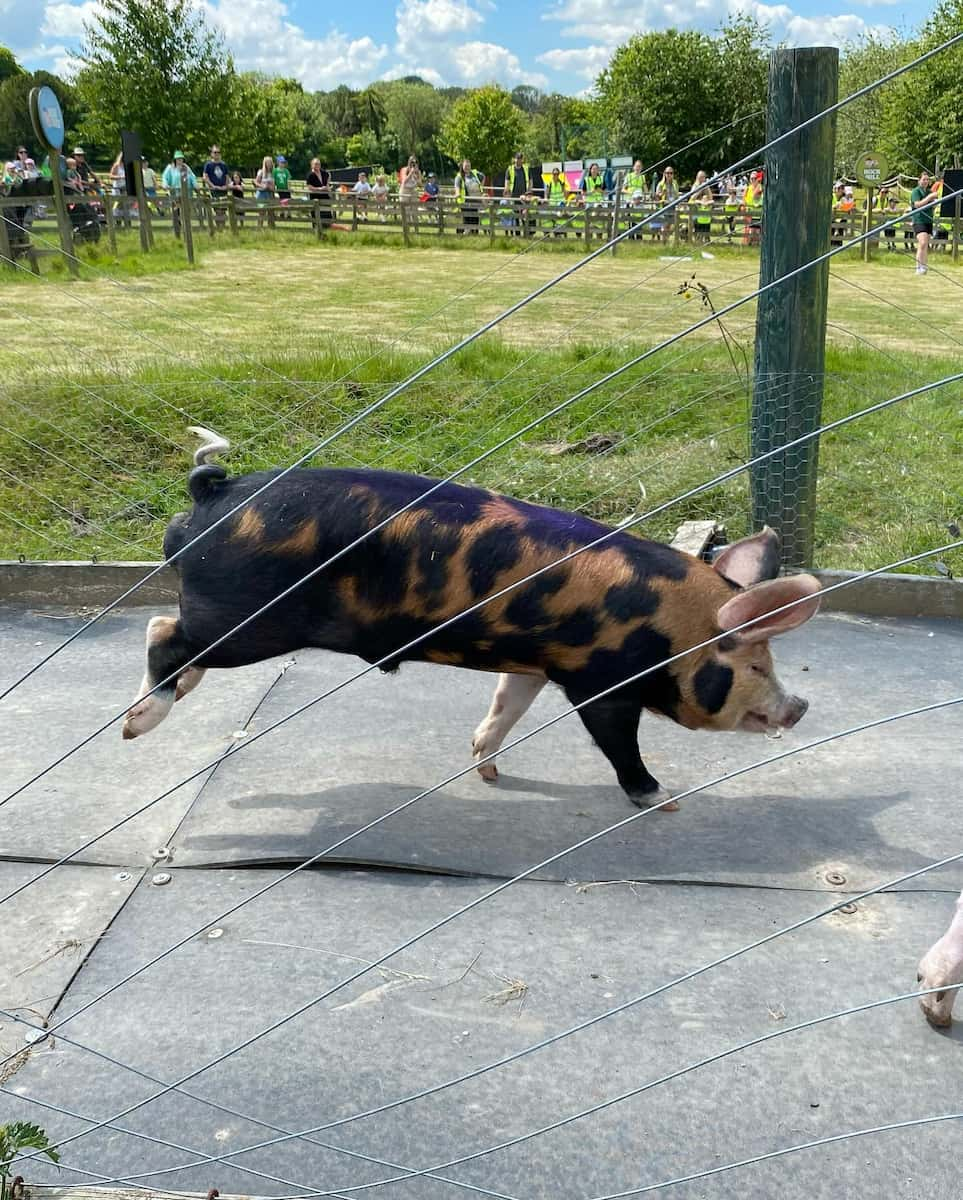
[1,0,959,180]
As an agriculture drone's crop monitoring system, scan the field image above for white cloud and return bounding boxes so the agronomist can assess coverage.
[396,0,485,45]
[451,40,548,86]
[543,0,894,48]
[537,44,611,81]
[195,0,389,88]
[40,0,102,40]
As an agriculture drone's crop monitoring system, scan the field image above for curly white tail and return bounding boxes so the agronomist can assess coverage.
[187,425,231,468]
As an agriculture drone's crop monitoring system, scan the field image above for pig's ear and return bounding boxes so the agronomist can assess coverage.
[716,574,821,643]
[713,527,781,587]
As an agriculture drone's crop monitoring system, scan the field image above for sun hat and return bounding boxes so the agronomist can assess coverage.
[173,150,185,159]
[276,154,287,163]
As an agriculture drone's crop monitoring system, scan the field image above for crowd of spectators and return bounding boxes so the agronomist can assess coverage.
[2,140,953,268]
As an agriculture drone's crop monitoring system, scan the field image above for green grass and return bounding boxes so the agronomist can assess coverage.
[0,234,960,574]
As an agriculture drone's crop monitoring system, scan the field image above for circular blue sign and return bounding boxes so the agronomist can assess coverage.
[31,85,65,152]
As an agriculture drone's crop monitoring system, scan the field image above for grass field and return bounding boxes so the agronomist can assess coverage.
[0,231,960,574]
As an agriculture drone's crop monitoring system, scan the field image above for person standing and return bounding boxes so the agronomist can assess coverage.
[305,157,331,230]
[453,158,483,233]
[161,151,196,236]
[72,147,101,195]
[581,162,604,203]
[399,154,422,230]
[273,154,292,217]
[910,169,936,275]
[108,151,128,223]
[254,155,275,228]
[203,144,230,227]
[503,151,531,236]
[623,159,646,200]
[654,165,678,241]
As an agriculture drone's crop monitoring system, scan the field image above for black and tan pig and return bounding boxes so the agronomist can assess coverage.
[124,429,821,809]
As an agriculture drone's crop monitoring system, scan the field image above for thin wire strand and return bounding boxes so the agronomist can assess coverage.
[12,689,963,1171]
[2,304,957,821]
[4,44,959,697]
[590,1113,963,1199]
[65,981,963,1196]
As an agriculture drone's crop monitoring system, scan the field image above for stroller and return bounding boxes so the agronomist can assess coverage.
[19,175,102,243]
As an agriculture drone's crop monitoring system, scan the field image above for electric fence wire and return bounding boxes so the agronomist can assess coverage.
[9,687,963,1180]
[10,978,961,1197]
[0,228,748,559]
[589,1113,963,1199]
[2,32,959,700]
[2,187,957,802]
[1,371,959,1182]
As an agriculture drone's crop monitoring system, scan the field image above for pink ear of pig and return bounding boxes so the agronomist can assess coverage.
[716,574,822,643]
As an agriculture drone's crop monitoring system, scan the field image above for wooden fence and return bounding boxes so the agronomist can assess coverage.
[2,184,960,271]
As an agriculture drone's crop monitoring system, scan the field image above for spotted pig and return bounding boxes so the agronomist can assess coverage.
[124,429,821,809]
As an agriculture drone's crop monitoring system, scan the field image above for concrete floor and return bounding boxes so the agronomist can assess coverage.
[0,604,961,1198]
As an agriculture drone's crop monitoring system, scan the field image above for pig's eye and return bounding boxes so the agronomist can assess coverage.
[750,664,768,676]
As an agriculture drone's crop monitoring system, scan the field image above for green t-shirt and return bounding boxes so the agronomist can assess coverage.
[273,166,291,190]
[910,185,933,230]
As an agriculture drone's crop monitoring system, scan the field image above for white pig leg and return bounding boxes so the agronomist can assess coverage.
[918,889,963,1028]
[472,673,546,782]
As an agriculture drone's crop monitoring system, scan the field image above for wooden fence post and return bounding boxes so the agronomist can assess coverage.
[862,185,873,262]
[0,203,13,269]
[180,174,195,264]
[131,158,151,252]
[401,201,411,247]
[611,171,623,255]
[50,159,79,276]
[751,45,838,570]
[228,193,239,238]
[104,190,117,255]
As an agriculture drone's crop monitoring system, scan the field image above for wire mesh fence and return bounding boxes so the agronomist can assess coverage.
[0,33,962,1200]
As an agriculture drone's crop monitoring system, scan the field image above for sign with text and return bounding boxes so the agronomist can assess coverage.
[855,151,889,188]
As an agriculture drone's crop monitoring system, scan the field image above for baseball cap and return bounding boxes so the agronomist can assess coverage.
[73,146,85,155]
[277,154,287,163]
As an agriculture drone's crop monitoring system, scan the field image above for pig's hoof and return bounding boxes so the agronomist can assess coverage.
[630,787,679,812]
[476,761,499,783]
[122,696,170,740]
[918,959,958,1028]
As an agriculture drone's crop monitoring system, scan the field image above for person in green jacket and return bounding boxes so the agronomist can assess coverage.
[273,154,292,219]
[909,169,936,275]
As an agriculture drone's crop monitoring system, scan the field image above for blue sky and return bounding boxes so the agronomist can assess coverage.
[8,0,925,93]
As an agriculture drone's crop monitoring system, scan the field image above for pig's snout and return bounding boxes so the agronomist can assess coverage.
[781,695,808,728]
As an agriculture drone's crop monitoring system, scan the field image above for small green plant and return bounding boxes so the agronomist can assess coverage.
[0,1122,59,1194]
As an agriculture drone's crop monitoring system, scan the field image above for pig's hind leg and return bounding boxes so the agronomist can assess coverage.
[918,889,963,1028]
[473,673,546,781]
[565,684,679,811]
[123,615,204,740]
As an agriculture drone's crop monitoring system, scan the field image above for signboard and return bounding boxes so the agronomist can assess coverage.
[29,85,65,152]
[855,151,888,188]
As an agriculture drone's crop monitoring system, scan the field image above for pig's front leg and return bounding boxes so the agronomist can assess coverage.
[918,889,963,1028]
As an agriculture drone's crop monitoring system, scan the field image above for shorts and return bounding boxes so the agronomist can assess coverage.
[912,222,933,236]
[255,189,272,202]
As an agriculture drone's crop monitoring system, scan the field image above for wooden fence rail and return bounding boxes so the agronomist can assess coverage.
[2,188,960,269]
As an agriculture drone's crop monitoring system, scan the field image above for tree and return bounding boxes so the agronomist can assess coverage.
[382,80,446,163]
[511,85,543,114]
[439,85,525,179]
[836,34,910,174]
[321,84,361,137]
[218,73,304,171]
[0,69,81,158]
[74,0,235,163]
[712,14,768,165]
[357,86,387,139]
[595,17,768,177]
[883,0,963,171]
[0,46,23,84]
